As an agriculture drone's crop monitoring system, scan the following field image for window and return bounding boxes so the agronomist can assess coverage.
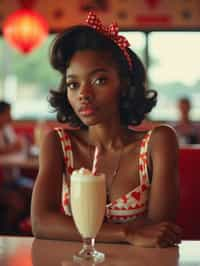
[1,31,200,121]
[120,31,146,64]
[0,32,146,120]
[0,35,59,120]
[148,32,200,121]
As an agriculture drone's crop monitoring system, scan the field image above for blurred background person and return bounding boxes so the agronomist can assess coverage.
[0,101,23,155]
[0,100,32,235]
[172,97,200,145]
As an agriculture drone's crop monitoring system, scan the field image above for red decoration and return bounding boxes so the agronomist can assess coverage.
[3,9,48,54]
[86,11,132,69]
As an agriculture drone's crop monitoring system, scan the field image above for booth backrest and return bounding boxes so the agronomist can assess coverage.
[13,122,35,143]
[13,121,64,144]
[177,147,200,239]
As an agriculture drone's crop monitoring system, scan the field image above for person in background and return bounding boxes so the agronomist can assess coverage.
[173,97,200,145]
[0,100,31,234]
[0,101,22,154]
[31,12,181,248]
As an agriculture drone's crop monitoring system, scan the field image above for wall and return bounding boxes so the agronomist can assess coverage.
[0,0,200,30]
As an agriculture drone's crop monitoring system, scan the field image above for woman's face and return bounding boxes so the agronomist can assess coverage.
[66,50,122,126]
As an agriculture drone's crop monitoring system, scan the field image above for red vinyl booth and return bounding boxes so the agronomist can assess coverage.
[177,147,200,240]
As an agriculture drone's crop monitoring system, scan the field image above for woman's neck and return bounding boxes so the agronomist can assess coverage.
[88,122,128,151]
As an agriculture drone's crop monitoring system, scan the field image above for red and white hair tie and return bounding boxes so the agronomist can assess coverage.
[85,11,133,70]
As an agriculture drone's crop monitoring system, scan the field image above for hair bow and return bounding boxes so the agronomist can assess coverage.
[86,11,132,70]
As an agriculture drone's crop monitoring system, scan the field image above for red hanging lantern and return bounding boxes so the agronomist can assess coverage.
[3,1,49,54]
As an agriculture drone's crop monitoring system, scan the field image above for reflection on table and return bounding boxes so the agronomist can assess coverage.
[0,236,200,266]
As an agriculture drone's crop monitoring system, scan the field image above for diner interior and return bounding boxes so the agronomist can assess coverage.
[0,0,200,265]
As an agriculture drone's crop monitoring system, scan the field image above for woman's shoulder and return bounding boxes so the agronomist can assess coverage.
[49,127,87,144]
[127,125,177,148]
[41,128,81,155]
[52,126,80,135]
[149,124,179,151]
[150,124,177,139]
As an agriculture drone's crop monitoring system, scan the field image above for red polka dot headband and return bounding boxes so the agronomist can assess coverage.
[85,11,133,70]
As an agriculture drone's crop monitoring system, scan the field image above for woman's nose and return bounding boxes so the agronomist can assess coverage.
[78,85,93,102]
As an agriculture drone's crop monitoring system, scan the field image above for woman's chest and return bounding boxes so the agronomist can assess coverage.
[70,143,143,203]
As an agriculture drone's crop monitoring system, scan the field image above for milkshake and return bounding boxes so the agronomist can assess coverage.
[70,168,106,238]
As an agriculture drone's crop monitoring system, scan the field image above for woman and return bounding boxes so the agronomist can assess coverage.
[31,12,181,247]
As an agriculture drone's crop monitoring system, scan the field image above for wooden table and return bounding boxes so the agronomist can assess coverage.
[0,236,200,266]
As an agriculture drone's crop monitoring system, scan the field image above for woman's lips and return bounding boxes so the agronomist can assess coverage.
[79,106,96,116]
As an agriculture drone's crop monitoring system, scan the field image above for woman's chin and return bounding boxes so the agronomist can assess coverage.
[80,117,100,127]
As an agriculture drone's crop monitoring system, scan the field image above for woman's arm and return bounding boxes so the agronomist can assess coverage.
[31,130,81,241]
[123,125,182,247]
[148,125,180,222]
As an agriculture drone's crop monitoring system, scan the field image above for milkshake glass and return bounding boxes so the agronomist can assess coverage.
[70,168,106,263]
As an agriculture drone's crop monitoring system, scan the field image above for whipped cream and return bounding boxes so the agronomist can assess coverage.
[71,167,105,182]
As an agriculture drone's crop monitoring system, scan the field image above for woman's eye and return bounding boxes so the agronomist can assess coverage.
[66,82,79,90]
[94,77,107,86]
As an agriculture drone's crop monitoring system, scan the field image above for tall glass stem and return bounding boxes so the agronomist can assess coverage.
[73,236,105,263]
[82,237,95,253]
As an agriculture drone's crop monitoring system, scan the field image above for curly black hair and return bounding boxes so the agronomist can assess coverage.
[48,25,157,127]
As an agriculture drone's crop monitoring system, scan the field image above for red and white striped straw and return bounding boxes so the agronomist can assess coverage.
[92,146,100,175]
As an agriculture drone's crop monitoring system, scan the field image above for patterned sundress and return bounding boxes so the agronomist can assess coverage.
[55,128,152,223]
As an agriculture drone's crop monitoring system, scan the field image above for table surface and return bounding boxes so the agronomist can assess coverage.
[0,237,200,266]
